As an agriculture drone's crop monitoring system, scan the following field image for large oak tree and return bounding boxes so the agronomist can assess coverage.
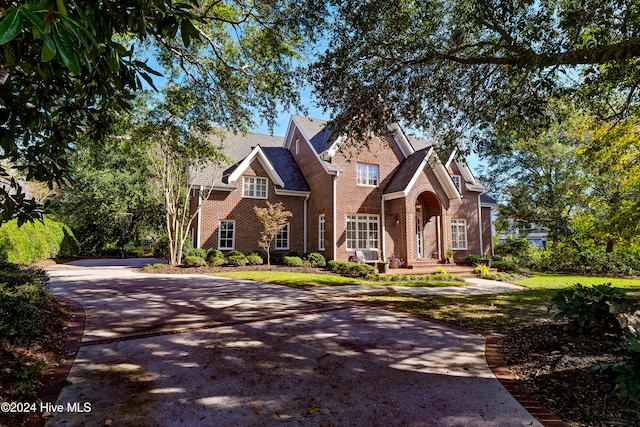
[310,0,640,152]
[0,0,326,223]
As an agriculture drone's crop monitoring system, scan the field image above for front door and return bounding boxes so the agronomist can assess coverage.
[415,212,423,258]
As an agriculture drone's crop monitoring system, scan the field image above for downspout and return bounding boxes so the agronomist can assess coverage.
[303,193,310,254]
[381,196,386,261]
[332,175,337,260]
[477,193,483,255]
[196,186,203,248]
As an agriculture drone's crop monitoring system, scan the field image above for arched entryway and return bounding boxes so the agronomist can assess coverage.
[414,192,443,261]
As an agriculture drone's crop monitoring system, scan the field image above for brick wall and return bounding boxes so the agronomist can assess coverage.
[197,159,306,255]
[331,135,405,261]
[447,162,481,262]
[287,128,335,257]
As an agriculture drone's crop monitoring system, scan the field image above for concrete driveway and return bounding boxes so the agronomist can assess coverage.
[44,259,544,427]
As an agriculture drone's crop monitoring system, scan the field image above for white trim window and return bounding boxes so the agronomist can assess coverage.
[218,220,235,250]
[356,163,379,187]
[451,218,468,250]
[318,214,325,251]
[243,176,268,199]
[451,175,462,194]
[346,214,379,250]
[275,223,290,250]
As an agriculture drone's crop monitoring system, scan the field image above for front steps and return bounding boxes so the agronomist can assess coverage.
[387,261,498,278]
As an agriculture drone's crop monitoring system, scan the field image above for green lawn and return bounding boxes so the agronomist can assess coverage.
[349,273,640,334]
[514,273,640,291]
[212,271,466,289]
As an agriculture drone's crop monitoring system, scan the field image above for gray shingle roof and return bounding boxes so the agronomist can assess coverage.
[384,148,430,194]
[480,193,497,205]
[292,115,337,153]
[189,130,308,192]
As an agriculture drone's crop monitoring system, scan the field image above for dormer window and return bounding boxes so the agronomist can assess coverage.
[243,176,268,198]
[451,175,462,194]
[357,163,379,187]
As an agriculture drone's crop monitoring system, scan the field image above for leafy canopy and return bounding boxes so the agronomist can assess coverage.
[0,0,327,223]
[311,0,640,152]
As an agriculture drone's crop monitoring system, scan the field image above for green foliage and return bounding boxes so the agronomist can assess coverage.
[52,133,164,255]
[434,266,447,275]
[550,283,638,335]
[253,202,293,267]
[0,218,79,263]
[463,255,481,266]
[183,256,207,267]
[140,263,165,271]
[283,256,304,267]
[327,260,376,278]
[611,334,640,402]
[311,0,640,156]
[246,254,264,266]
[491,260,519,273]
[182,246,206,260]
[473,264,489,275]
[305,252,326,268]
[0,262,50,343]
[0,0,327,222]
[207,249,224,261]
[226,251,248,267]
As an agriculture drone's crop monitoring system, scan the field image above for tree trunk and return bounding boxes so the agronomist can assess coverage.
[606,240,615,253]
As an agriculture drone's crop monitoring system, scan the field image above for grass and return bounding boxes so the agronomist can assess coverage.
[212,271,467,289]
[348,273,640,335]
[213,271,640,335]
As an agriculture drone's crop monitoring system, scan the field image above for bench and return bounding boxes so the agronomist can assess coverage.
[354,250,380,265]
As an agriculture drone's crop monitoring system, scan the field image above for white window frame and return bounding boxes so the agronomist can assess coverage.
[318,214,325,251]
[242,176,268,199]
[295,138,300,155]
[356,163,379,187]
[346,214,379,250]
[451,175,462,194]
[275,222,290,250]
[218,220,235,250]
[451,218,468,250]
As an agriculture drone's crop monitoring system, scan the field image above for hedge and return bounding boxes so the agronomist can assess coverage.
[0,219,79,264]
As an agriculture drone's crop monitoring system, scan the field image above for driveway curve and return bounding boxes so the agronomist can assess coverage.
[44,259,544,427]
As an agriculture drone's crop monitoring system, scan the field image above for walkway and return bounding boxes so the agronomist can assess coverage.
[42,259,545,426]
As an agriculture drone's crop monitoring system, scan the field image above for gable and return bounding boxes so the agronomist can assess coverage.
[384,148,461,201]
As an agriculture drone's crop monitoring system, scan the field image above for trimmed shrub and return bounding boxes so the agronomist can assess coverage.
[226,251,248,267]
[463,255,481,266]
[327,260,375,278]
[207,249,224,259]
[206,249,225,265]
[0,218,79,263]
[283,256,304,267]
[305,252,326,268]
[491,260,519,273]
[183,256,207,267]
[246,254,264,265]
[550,283,639,335]
[183,245,206,260]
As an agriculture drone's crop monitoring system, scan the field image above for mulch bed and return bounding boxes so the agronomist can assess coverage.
[502,322,640,426]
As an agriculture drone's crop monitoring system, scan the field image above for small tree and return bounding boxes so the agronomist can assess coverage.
[254,202,292,267]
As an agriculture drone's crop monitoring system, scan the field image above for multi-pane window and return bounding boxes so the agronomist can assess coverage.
[450,218,467,250]
[242,176,268,198]
[451,175,462,193]
[356,163,379,186]
[275,223,290,250]
[346,215,379,250]
[318,214,325,251]
[218,220,235,249]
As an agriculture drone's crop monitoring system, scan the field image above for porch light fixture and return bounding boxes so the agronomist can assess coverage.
[394,214,399,224]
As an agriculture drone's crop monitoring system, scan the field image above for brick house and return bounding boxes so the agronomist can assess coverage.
[189,115,495,267]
